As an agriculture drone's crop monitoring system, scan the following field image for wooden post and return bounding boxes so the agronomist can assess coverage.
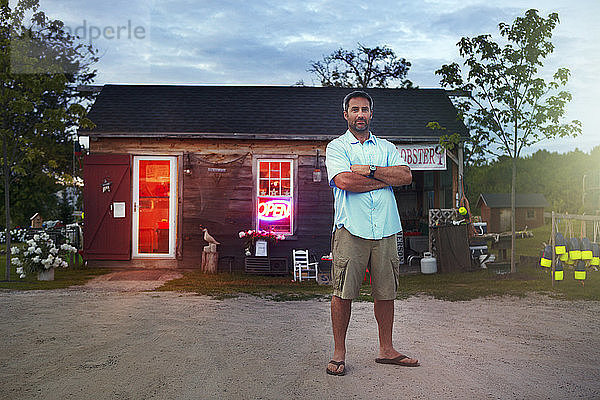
[201,244,218,273]
[551,211,555,287]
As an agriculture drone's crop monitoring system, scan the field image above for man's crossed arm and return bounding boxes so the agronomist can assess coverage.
[333,165,412,193]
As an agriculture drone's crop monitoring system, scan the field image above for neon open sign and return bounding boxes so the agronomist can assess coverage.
[258,199,292,221]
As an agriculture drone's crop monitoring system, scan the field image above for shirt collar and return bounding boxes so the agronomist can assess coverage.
[344,130,376,145]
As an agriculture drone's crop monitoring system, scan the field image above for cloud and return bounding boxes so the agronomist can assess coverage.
[36,0,600,151]
[430,5,519,36]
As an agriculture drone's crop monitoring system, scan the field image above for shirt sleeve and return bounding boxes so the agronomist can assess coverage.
[387,142,409,167]
[325,140,351,188]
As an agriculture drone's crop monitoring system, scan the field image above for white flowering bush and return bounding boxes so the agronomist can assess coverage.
[11,233,77,278]
[0,228,27,244]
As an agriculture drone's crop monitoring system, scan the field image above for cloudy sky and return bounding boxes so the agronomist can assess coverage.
[35,0,600,155]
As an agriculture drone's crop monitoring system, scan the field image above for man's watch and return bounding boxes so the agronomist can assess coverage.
[368,165,377,178]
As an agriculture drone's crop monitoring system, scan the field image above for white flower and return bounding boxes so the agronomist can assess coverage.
[33,234,40,241]
[16,267,23,274]
[33,256,40,263]
[42,255,54,267]
[53,258,62,267]
[60,261,68,268]
[11,246,19,254]
[19,273,26,279]
[12,258,21,266]
[60,244,76,252]
[35,247,42,254]
[50,247,58,255]
[238,231,246,238]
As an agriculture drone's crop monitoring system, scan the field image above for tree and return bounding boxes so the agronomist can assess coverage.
[436,9,582,273]
[308,43,413,88]
[466,147,600,215]
[0,167,63,227]
[1,0,97,280]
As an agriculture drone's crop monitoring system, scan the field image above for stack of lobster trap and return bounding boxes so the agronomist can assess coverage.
[540,215,600,283]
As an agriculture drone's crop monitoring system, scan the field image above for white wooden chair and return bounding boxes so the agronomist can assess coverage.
[293,249,318,281]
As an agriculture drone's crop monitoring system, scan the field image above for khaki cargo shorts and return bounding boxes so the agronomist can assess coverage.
[331,226,400,300]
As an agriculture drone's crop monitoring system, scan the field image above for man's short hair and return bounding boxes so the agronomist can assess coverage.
[342,90,374,111]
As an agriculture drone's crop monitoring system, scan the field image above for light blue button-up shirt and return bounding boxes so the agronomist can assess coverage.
[325,130,407,240]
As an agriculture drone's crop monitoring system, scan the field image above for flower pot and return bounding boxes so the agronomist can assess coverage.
[37,268,55,281]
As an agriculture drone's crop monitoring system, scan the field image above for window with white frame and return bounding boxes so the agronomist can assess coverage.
[256,159,294,235]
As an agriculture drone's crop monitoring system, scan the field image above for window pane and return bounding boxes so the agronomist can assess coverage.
[270,162,280,179]
[281,179,291,196]
[259,161,269,179]
[140,160,170,197]
[281,162,290,178]
[259,179,269,196]
[269,180,281,196]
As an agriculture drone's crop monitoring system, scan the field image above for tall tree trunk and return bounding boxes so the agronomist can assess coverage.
[4,134,11,281]
[510,156,517,274]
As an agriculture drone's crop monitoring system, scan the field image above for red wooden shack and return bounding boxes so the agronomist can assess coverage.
[79,85,468,271]
[476,193,549,233]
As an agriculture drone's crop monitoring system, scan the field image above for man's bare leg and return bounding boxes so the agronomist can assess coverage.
[328,295,352,374]
[374,299,419,365]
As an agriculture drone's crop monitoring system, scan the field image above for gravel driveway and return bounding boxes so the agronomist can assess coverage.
[1,280,599,399]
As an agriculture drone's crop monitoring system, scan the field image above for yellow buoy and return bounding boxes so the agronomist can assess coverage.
[568,237,581,260]
[574,260,586,280]
[554,260,564,281]
[581,238,593,260]
[539,245,552,268]
[591,243,600,267]
[555,232,566,255]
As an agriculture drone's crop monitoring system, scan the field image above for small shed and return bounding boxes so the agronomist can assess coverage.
[30,213,43,229]
[78,85,468,271]
[476,193,549,232]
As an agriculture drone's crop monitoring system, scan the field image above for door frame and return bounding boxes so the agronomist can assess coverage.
[132,155,178,258]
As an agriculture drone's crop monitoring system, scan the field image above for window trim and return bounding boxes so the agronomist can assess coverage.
[252,156,298,236]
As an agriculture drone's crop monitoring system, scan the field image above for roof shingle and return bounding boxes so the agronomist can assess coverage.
[81,85,468,141]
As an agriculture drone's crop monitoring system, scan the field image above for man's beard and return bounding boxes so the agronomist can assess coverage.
[352,118,369,132]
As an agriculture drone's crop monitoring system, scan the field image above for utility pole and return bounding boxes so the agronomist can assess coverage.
[583,174,587,211]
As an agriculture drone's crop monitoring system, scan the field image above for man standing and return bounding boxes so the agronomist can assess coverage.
[325,90,418,376]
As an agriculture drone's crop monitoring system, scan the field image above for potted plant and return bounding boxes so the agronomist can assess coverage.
[238,230,285,257]
[11,233,77,281]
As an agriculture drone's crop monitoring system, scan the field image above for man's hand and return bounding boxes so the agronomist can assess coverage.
[350,164,370,177]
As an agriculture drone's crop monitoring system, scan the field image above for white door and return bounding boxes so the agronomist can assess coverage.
[132,156,177,258]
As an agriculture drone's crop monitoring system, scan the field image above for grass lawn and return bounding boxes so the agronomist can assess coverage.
[157,271,333,301]
[158,222,600,301]
[515,223,552,257]
[0,251,111,290]
[3,221,599,301]
[157,263,600,302]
